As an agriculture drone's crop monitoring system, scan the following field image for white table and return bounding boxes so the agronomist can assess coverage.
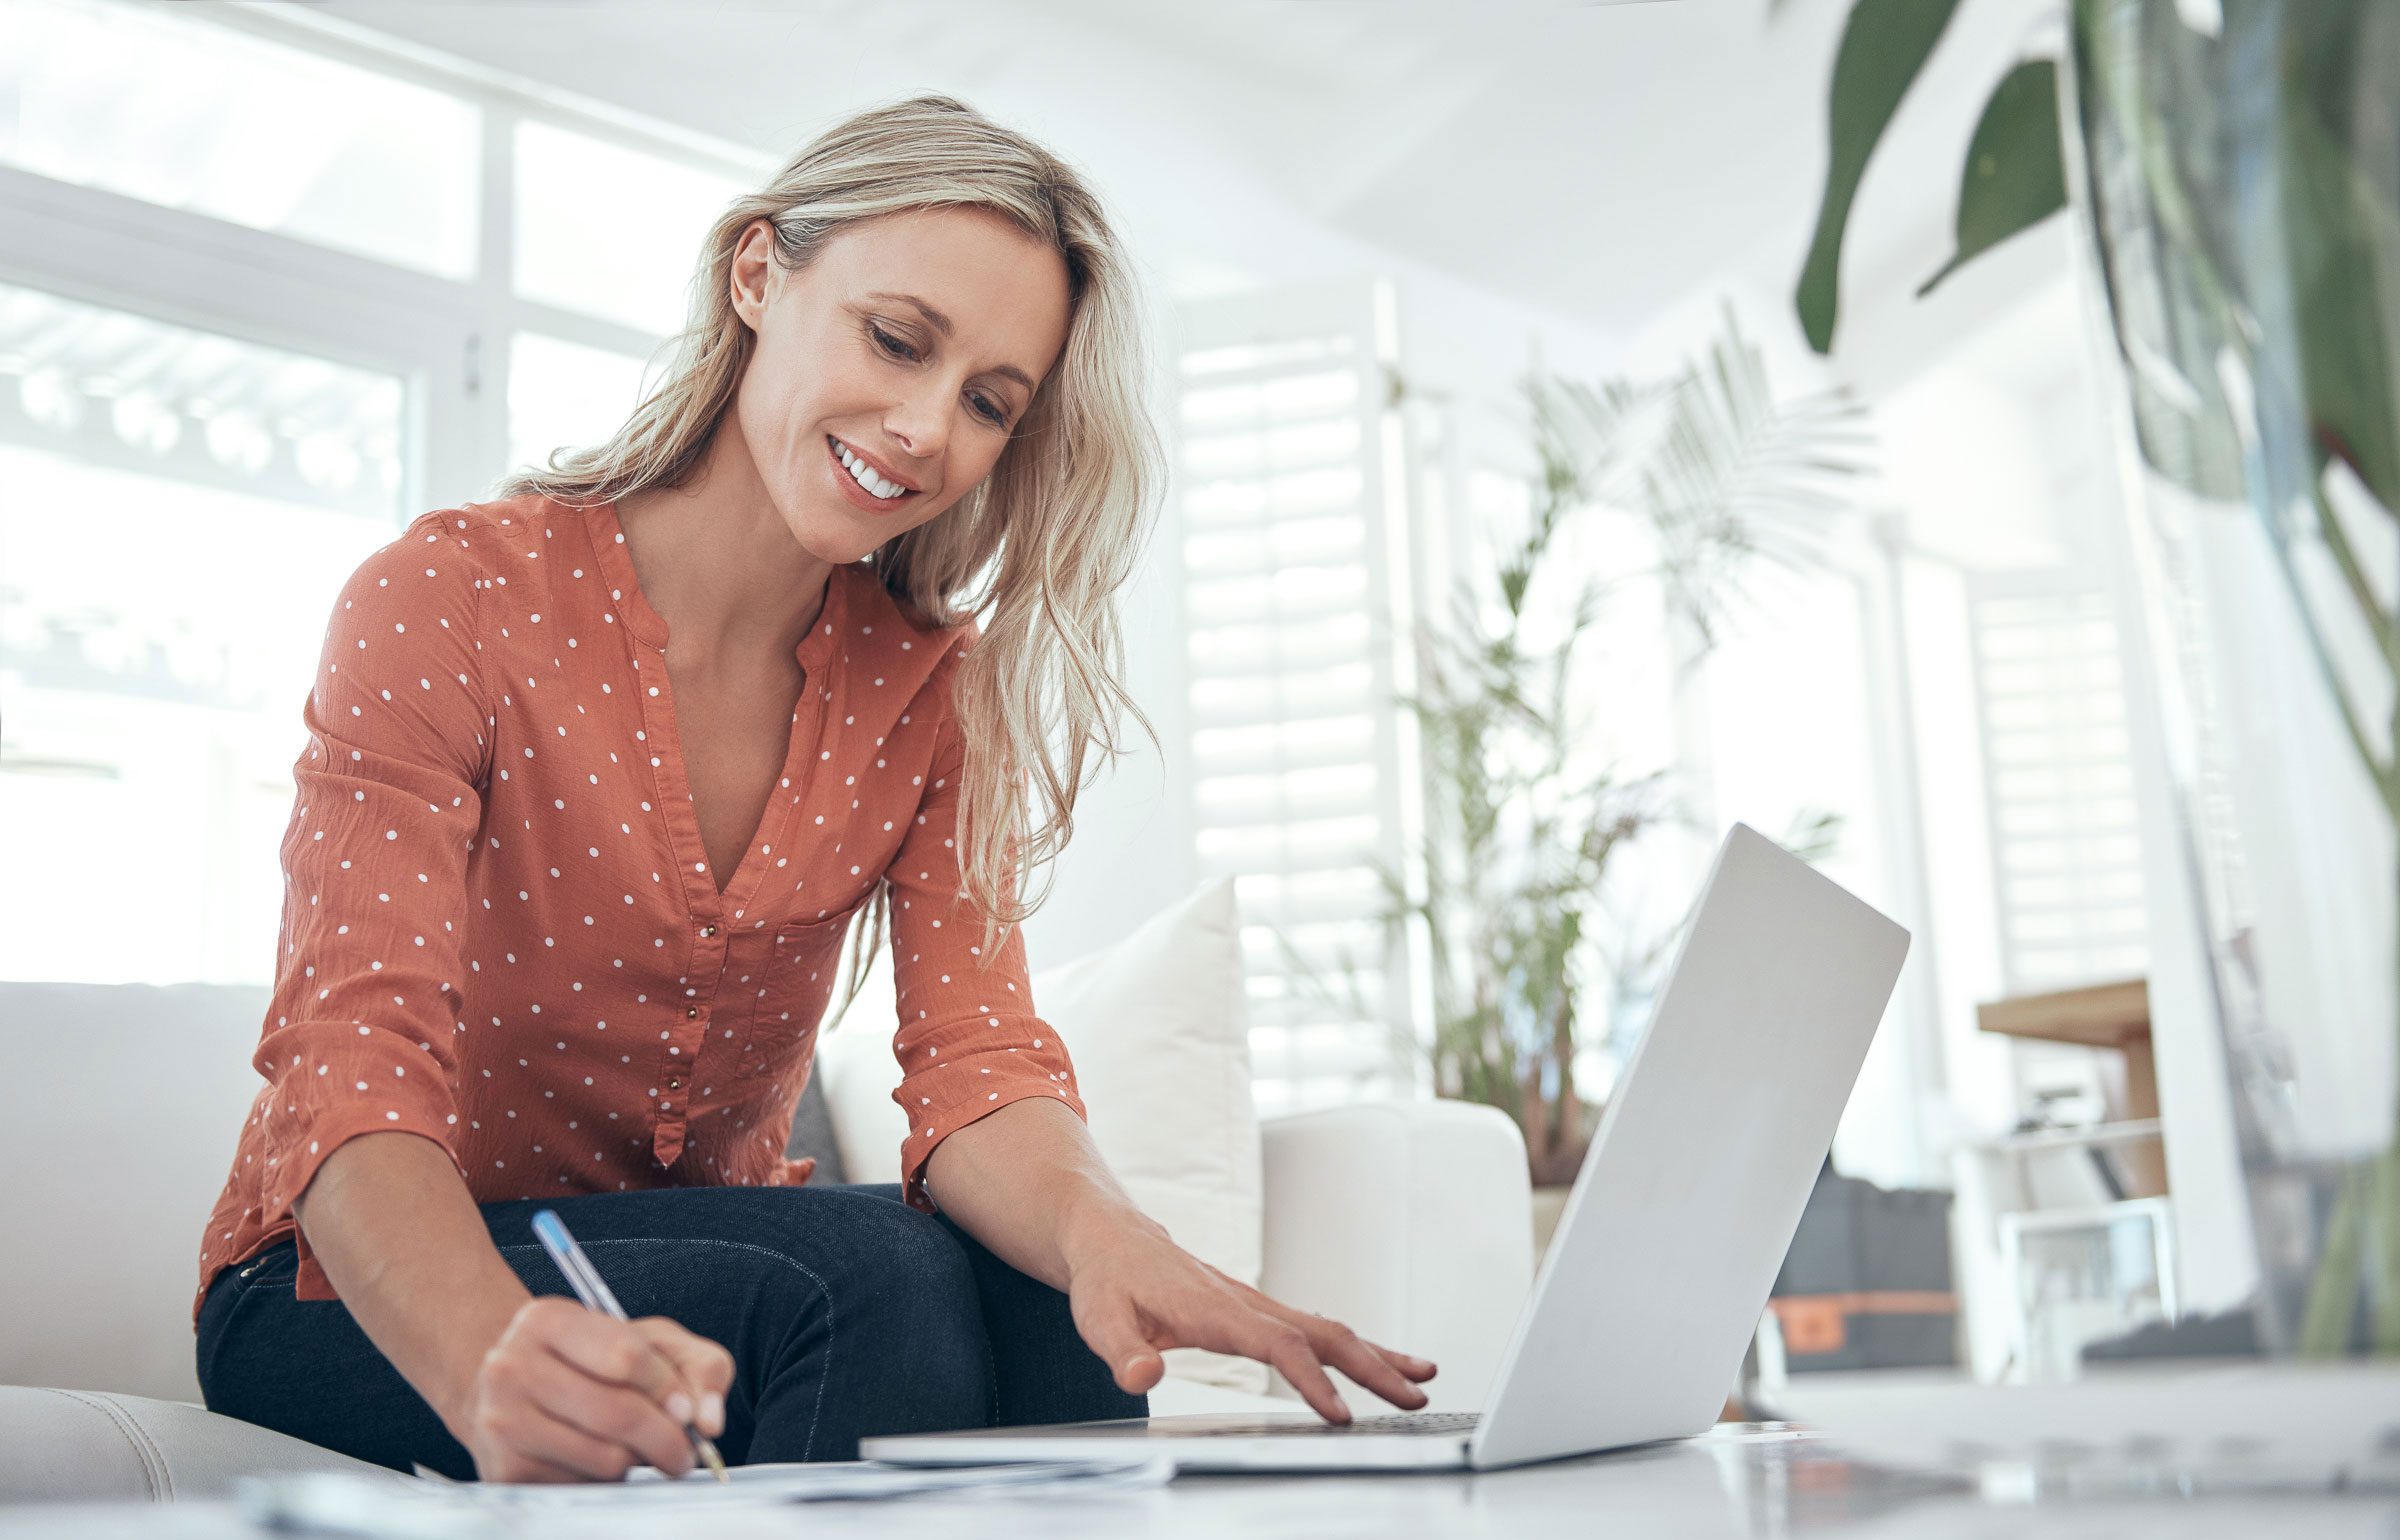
[4,1421,2392,1539]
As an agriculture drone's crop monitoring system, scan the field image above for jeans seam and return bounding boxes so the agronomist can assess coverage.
[496,1236,834,1463]
[982,1316,999,1427]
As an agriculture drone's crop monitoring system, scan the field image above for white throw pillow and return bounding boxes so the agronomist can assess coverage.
[813,876,1267,1394]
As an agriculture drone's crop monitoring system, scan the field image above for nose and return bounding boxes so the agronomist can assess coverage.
[883,382,948,466]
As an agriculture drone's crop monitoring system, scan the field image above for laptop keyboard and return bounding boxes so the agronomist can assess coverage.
[1185,1410,1481,1438]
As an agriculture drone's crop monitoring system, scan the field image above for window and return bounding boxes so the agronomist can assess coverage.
[513,121,751,335]
[0,3,773,988]
[1966,574,2151,991]
[1680,544,1933,1186]
[0,280,410,984]
[1173,278,1423,1115]
[0,0,481,278]
[1447,461,1684,1105]
[508,333,654,482]
[501,122,757,479]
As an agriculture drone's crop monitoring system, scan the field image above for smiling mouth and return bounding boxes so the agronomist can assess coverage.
[826,435,921,503]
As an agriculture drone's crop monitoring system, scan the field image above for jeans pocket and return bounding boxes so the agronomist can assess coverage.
[221,1239,297,1291]
[196,1240,294,1405]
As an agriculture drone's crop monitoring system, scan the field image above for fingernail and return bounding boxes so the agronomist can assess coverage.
[700,1392,724,1434]
[666,1392,693,1425]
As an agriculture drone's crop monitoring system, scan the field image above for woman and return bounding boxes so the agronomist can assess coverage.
[191,93,1436,1482]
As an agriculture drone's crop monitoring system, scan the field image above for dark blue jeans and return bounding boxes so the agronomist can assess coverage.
[194,1182,1146,1477]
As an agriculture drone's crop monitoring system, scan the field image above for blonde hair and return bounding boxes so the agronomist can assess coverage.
[493,93,1163,1015]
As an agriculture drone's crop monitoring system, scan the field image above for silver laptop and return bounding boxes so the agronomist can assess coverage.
[862,822,1910,1473]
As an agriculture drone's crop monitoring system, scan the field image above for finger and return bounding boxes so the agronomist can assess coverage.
[490,1393,645,1482]
[487,1448,591,1485]
[635,1319,736,1435]
[1230,1315,1350,1425]
[1300,1319,1431,1411]
[538,1304,688,1413]
[1351,1338,1438,1381]
[1235,1285,1439,1382]
[1075,1292,1165,1394]
[520,1344,695,1477]
[1137,1279,1350,1423]
[1351,1334,1439,1379]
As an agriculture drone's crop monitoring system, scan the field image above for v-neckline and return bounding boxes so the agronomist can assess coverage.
[584,496,847,918]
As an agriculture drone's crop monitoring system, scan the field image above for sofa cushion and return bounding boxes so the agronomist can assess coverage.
[0,1387,409,1503]
[0,982,270,1404]
[814,875,1267,1393]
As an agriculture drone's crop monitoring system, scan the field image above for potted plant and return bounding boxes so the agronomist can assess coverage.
[1794,0,2400,1357]
[1278,302,1863,1194]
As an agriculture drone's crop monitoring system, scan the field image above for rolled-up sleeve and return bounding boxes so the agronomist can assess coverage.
[884,695,1088,1215]
[252,514,491,1299]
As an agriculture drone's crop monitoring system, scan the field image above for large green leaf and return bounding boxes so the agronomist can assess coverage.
[2277,9,2400,524]
[2062,0,2248,504]
[1796,0,1962,353]
[1918,59,2069,296]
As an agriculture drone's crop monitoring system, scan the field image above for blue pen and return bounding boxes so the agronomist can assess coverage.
[529,1208,729,1482]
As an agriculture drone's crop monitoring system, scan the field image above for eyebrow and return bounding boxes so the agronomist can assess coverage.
[865,291,1037,394]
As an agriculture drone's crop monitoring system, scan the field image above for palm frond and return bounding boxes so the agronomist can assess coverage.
[1548,299,1876,658]
[1293,298,1870,1155]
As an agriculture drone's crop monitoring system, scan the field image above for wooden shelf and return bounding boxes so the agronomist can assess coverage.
[1977,976,2164,1198]
[1986,1118,2165,1156]
[1976,977,2149,1048]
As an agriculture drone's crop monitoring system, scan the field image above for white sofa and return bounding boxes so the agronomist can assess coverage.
[0,898,1533,1501]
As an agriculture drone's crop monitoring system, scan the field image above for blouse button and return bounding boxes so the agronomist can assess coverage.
[699,924,718,938]
[685,1006,701,1019]
[666,1074,686,1092]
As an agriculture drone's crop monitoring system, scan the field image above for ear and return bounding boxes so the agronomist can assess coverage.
[729,218,774,328]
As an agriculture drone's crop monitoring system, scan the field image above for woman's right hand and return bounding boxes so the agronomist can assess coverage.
[447,1295,735,1482]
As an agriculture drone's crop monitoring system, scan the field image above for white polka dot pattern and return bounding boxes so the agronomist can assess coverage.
[193,494,1088,1326]
[883,684,1087,1216]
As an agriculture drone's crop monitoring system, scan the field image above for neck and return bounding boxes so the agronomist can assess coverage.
[613,423,833,667]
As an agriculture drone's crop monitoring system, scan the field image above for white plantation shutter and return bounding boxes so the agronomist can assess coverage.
[1172,277,1423,1116]
[1966,572,2152,991]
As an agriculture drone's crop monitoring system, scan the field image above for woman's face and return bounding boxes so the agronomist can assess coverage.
[728,206,1073,561]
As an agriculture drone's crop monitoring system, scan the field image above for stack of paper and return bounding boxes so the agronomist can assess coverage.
[238,1454,1176,1537]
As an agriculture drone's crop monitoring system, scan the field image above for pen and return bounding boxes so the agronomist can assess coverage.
[529,1208,729,1483]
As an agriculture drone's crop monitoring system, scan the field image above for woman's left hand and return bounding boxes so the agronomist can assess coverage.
[1063,1209,1438,1424]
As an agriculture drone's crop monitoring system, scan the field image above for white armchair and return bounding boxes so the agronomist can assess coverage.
[1256,1100,1536,1418]
[0,885,1532,1501]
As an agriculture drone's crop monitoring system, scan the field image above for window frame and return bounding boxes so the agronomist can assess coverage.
[0,0,777,987]
[1168,274,1432,1114]
[0,0,776,512]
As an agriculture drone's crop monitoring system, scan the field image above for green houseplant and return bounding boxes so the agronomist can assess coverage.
[1795,0,2399,1357]
[1281,302,1864,1186]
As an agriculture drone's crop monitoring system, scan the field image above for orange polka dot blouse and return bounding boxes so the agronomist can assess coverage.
[193,491,1087,1326]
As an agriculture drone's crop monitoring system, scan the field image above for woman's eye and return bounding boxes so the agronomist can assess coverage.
[873,322,1008,427]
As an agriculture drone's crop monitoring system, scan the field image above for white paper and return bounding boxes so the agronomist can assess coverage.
[244,1453,1175,1537]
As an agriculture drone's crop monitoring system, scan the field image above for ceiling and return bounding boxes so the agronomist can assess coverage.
[298,0,2062,365]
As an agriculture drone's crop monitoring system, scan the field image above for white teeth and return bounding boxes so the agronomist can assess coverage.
[833,438,904,499]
